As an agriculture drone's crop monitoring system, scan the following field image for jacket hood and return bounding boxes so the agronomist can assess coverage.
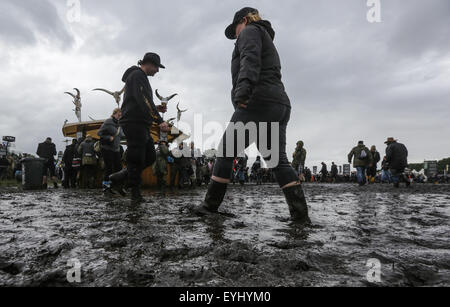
[254,20,275,40]
[122,66,141,83]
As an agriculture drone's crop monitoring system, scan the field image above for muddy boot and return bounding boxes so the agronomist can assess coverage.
[192,181,227,216]
[130,187,144,205]
[282,185,311,224]
[110,169,128,197]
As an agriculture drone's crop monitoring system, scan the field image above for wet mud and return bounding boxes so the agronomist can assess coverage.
[0,184,449,287]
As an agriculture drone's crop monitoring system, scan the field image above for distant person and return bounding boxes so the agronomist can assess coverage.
[380,156,391,183]
[251,156,263,185]
[292,141,307,181]
[331,162,338,183]
[320,162,328,182]
[78,134,97,189]
[385,137,409,188]
[62,139,78,189]
[348,141,373,186]
[36,137,58,189]
[367,145,381,183]
[98,108,125,195]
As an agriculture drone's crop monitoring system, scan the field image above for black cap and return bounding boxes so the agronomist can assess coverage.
[140,52,165,69]
[225,7,258,40]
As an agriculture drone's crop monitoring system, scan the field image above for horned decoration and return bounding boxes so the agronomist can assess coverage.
[92,86,126,107]
[64,88,82,122]
[155,90,178,107]
[177,102,188,122]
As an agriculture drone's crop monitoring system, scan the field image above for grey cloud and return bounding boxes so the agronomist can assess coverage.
[0,0,73,48]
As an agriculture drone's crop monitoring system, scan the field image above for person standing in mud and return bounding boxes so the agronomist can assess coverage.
[348,141,373,186]
[109,53,170,204]
[385,137,409,188]
[62,139,78,189]
[292,141,307,181]
[78,134,97,189]
[36,137,58,189]
[331,162,338,183]
[98,108,126,195]
[153,140,170,191]
[191,8,310,224]
[320,162,329,182]
[367,145,381,183]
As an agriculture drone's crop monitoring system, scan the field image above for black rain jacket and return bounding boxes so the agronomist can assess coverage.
[36,142,56,161]
[386,142,408,171]
[120,66,164,126]
[231,20,290,108]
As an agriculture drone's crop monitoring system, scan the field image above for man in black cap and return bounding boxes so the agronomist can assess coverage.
[110,52,170,204]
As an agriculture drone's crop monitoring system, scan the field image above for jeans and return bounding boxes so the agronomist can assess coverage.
[356,167,367,184]
[122,124,156,188]
[390,169,405,184]
[213,102,298,188]
[381,170,392,183]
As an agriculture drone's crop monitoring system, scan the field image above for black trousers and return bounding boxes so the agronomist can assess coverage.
[122,123,156,188]
[213,102,298,188]
[101,149,122,182]
[63,166,77,188]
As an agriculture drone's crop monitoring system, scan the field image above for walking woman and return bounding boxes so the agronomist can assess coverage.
[192,7,310,223]
[98,108,125,195]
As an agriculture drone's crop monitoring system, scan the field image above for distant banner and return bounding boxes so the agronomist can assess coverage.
[343,164,351,176]
[2,136,16,143]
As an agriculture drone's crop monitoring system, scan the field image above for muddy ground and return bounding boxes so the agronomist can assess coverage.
[0,183,449,287]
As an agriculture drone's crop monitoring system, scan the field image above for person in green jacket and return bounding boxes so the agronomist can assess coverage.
[348,141,373,186]
[153,140,170,190]
[292,141,307,180]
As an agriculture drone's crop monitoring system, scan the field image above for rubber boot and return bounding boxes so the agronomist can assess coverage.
[192,181,227,216]
[130,187,144,205]
[282,185,311,224]
[110,169,128,196]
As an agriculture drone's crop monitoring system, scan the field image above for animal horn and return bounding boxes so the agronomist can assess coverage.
[155,89,163,101]
[64,92,76,99]
[74,88,80,97]
[177,103,187,112]
[118,85,126,95]
[93,88,114,96]
[167,94,178,101]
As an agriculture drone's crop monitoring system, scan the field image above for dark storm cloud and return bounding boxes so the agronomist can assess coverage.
[0,0,73,47]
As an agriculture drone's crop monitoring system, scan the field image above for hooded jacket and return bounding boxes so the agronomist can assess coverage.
[348,145,373,167]
[98,117,125,152]
[120,66,164,126]
[231,20,290,108]
[386,142,408,171]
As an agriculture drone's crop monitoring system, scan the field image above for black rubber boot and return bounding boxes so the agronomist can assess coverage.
[110,169,128,196]
[130,187,144,205]
[282,185,311,224]
[192,181,228,216]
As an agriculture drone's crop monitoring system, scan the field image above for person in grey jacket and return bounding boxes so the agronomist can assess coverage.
[191,7,310,224]
[98,108,125,194]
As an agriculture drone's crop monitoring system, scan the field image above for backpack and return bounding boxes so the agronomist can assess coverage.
[359,149,368,160]
[94,141,101,153]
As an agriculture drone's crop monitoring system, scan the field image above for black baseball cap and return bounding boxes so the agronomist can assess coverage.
[225,7,259,40]
[140,52,165,69]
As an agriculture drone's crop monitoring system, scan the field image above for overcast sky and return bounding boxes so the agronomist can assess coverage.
[0,0,449,168]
